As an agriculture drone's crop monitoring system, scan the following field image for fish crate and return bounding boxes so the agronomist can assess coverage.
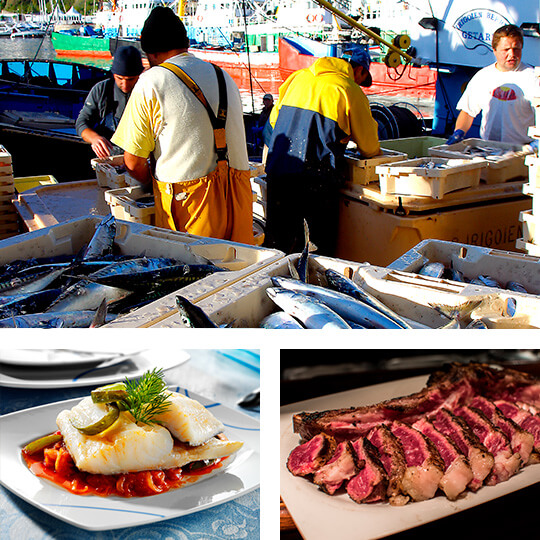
[13,180,110,232]
[0,216,284,328]
[91,155,139,189]
[428,138,531,184]
[388,238,540,296]
[0,145,12,168]
[14,175,58,193]
[335,190,531,266]
[339,148,407,188]
[376,157,486,199]
[144,253,372,328]
[522,182,540,216]
[355,265,540,329]
[518,210,539,248]
[379,136,448,158]
[251,175,267,220]
[533,96,540,129]
[105,185,155,226]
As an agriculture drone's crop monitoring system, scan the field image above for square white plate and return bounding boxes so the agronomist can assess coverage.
[280,375,540,540]
[0,388,260,530]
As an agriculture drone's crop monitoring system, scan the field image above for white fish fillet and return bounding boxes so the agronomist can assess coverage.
[56,396,241,475]
[154,392,225,446]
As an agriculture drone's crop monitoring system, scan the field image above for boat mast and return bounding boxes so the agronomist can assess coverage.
[242,0,255,114]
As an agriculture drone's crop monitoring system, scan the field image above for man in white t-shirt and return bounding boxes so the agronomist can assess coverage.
[447,24,539,150]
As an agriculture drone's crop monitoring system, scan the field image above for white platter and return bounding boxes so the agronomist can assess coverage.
[0,347,143,367]
[0,350,190,388]
[0,388,260,530]
[280,375,540,540]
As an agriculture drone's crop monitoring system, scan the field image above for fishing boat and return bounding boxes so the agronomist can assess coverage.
[10,22,46,39]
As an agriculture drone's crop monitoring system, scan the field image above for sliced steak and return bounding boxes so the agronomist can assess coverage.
[367,425,409,506]
[469,396,534,466]
[412,417,473,501]
[347,438,389,504]
[313,441,361,495]
[454,406,521,485]
[430,408,494,491]
[287,433,337,476]
[494,399,540,453]
[389,422,445,501]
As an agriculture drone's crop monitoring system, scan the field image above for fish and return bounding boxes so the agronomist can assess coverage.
[45,280,132,313]
[325,269,411,329]
[56,395,242,475]
[154,391,224,446]
[0,311,117,328]
[297,219,317,283]
[418,262,445,278]
[506,281,528,294]
[445,268,464,282]
[271,276,404,329]
[465,319,489,329]
[266,287,351,329]
[0,267,66,297]
[175,295,218,328]
[0,288,63,318]
[260,311,304,329]
[80,214,116,260]
[476,275,502,289]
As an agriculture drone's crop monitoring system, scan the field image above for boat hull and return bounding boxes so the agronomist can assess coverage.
[51,32,112,58]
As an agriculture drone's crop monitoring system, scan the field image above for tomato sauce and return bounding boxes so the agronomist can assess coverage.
[22,433,225,498]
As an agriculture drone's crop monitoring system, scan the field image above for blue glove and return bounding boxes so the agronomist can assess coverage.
[528,139,539,153]
[446,129,465,145]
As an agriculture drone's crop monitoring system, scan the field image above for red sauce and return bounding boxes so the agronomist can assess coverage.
[22,433,225,498]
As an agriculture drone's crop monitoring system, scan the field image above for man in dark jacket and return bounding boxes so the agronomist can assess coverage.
[76,45,144,158]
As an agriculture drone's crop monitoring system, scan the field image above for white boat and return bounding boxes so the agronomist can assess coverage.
[0,23,14,37]
[10,23,46,39]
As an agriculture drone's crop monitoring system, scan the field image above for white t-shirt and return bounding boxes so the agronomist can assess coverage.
[456,62,539,144]
[112,53,249,183]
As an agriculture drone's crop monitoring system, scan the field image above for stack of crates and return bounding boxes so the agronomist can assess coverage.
[0,146,19,240]
[516,91,540,256]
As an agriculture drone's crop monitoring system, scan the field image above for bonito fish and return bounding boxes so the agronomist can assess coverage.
[56,393,242,475]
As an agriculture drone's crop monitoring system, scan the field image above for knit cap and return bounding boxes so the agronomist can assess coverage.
[141,6,189,54]
[111,45,144,76]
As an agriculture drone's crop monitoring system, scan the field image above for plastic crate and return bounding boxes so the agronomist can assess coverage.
[379,136,447,158]
[145,253,371,328]
[91,155,138,189]
[0,216,284,328]
[335,194,531,266]
[355,264,540,329]
[105,185,155,225]
[14,175,58,193]
[376,157,485,199]
[522,182,540,216]
[519,210,538,247]
[340,148,407,187]
[251,176,267,220]
[428,138,531,184]
[0,145,12,167]
[388,238,540,295]
[525,154,539,189]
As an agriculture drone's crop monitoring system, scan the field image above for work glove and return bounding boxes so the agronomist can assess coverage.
[446,129,465,145]
[527,139,539,154]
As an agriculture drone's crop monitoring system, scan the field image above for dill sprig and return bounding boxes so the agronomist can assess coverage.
[120,368,171,425]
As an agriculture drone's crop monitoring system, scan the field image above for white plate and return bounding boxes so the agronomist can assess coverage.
[0,347,143,367]
[0,388,260,530]
[280,375,540,540]
[0,350,190,388]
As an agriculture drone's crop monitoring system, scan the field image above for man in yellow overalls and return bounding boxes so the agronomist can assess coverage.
[112,7,253,244]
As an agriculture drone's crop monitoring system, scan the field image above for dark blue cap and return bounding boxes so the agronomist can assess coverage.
[111,46,144,77]
[342,48,372,87]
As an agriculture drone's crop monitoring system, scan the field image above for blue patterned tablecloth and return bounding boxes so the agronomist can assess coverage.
[0,349,260,540]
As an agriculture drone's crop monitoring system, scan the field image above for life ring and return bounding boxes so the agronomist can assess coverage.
[316,13,324,23]
[196,15,203,22]
[306,14,314,23]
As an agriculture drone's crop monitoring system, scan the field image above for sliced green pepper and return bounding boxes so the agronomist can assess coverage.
[72,403,120,436]
[91,382,128,404]
[23,432,63,454]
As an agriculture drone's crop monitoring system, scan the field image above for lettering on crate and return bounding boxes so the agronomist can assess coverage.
[454,224,522,248]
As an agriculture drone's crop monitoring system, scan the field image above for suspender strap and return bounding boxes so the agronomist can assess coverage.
[160,61,229,162]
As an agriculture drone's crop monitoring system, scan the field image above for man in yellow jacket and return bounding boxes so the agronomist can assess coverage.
[264,49,380,255]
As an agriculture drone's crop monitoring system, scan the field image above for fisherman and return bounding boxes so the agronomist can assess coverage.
[447,24,539,151]
[76,45,144,158]
[111,7,254,244]
[254,93,274,147]
[264,49,380,255]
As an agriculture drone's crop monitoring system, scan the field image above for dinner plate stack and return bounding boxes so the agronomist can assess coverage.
[516,91,540,257]
[0,145,19,240]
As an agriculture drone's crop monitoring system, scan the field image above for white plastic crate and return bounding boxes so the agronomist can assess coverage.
[251,175,267,220]
[519,209,538,246]
[105,185,155,225]
[428,138,531,184]
[525,154,539,189]
[0,216,284,328]
[376,157,486,199]
[388,238,540,295]
[341,148,407,187]
[91,155,139,189]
